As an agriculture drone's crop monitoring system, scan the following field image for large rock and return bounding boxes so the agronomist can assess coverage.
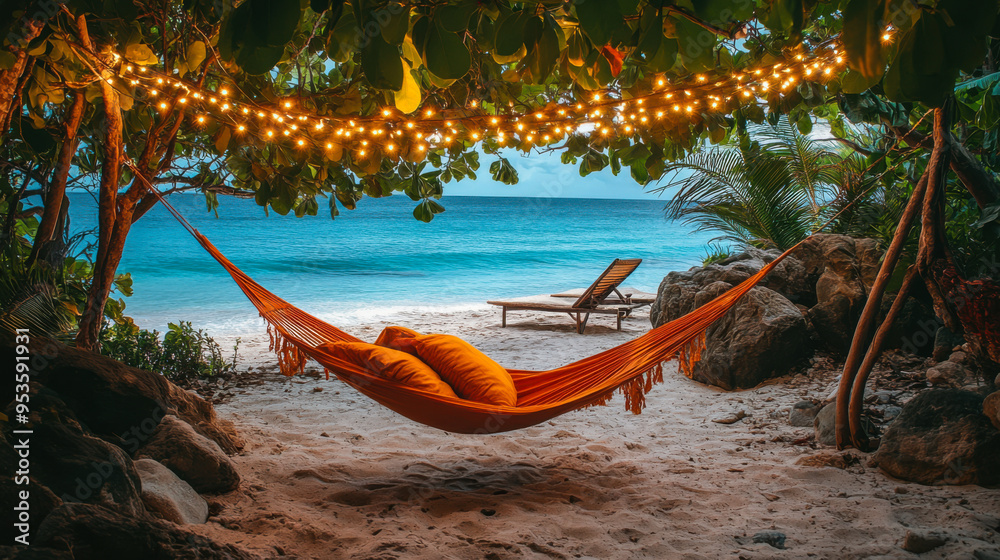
[874,389,1000,486]
[984,391,1000,431]
[4,383,145,516]
[926,361,967,387]
[5,336,243,454]
[136,415,240,494]
[650,235,893,389]
[34,503,259,560]
[655,280,810,389]
[135,458,209,524]
[793,235,882,352]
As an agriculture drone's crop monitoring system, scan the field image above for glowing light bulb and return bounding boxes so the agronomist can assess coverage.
[406,122,415,129]
[387,144,395,151]
[220,88,229,96]
[284,101,292,108]
[297,139,304,146]
[267,130,274,137]
[159,102,168,109]
[237,125,246,131]
[197,115,205,123]
[382,109,392,116]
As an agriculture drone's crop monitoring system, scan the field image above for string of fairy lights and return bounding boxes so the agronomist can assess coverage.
[103,42,848,161]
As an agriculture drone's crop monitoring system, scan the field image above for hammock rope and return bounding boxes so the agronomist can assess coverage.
[124,162,817,434]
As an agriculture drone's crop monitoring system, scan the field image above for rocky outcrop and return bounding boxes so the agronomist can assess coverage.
[650,234,939,389]
[873,389,1000,486]
[28,339,243,454]
[135,458,209,525]
[5,383,145,516]
[658,279,809,389]
[137,415,241,494]
[33,503,260,560]
[0,333,250,558]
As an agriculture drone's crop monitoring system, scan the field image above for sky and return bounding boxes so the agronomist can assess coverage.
[445,148,668,200]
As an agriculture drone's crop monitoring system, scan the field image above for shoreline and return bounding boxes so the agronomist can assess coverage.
[189,306,1000,559]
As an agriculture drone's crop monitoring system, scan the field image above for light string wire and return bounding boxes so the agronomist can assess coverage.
[73,38,849,161]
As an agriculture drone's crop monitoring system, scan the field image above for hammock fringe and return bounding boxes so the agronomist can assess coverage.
[267,321,307,377]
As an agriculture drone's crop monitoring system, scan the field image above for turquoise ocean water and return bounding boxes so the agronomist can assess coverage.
[66,193,716,336]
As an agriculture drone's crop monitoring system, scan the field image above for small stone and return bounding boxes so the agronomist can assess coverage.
[894,486,908,494]
[882,406,902,422]
[948,351,968,365]
[481,508,496,516]
[762,493,780,502]
[926,361,966,386]
[752,530,786,549]
[312,387,323,392]
[320,432,330,437]
[902,530,947,553]
[789,401,819,427]
[712,410,747,424]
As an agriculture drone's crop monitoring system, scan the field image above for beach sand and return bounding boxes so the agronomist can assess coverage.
[192,306,1000,559]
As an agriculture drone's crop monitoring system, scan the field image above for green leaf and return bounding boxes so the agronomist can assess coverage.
[675,17,714,72]
[393,60,421,113]
[214,126,231,153]
[494,10,529,57]
[420,20,471,80]
[840,69,879,94]
[575,0,622,46]
[437,0,478,32]
[124,43,158,65]
[184,41,207,75]
[361,35,404,90]
[842,0,887,80]
[413,198,445,222]
[381,2,410,45]
[0,51,17,70]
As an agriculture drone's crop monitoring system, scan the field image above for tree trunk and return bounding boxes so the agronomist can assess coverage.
[833,151,935,449]
[28,93,87,267]
[0,17,43,131]
[847,266,919,449]
[75,15,125,351]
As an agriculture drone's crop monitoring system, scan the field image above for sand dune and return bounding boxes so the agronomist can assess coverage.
[195,307,1000,559]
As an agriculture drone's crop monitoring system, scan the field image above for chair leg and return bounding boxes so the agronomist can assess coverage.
[502,307,507,327]
[617,311,623,331]
[578,313,590,334]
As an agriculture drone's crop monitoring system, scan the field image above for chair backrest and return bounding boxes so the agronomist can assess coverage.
[572,258,643,308]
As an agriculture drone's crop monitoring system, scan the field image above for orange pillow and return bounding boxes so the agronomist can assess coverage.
[375,326,421,356]
[317,341,458,399]
[409,334,517,407]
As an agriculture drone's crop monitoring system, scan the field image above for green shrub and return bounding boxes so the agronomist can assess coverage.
[702,243,732,266]
[100,320,240,381]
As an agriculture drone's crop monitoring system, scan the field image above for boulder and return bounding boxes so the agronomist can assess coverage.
[0,546,74,559]
[984,391,1000,431]
[654,280,810,389]
[926,361,967,387]
[874,389,1000,486]
[4,383,145,516]
[4,336,243,454]
[933,327,964,362]
[137,415,240,493]
[789,401,820,427]
[34,503,259,560]
[902,530,948,553]
[135,458,209,524]
[794,235,882,352]
[813,403,837,446]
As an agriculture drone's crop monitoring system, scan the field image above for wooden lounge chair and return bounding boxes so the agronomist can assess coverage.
[487,259,645,334]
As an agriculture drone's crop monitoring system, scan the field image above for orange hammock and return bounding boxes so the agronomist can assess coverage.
[144,178,798,434]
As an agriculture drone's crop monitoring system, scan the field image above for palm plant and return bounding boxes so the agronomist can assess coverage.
[651,117,846,251]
